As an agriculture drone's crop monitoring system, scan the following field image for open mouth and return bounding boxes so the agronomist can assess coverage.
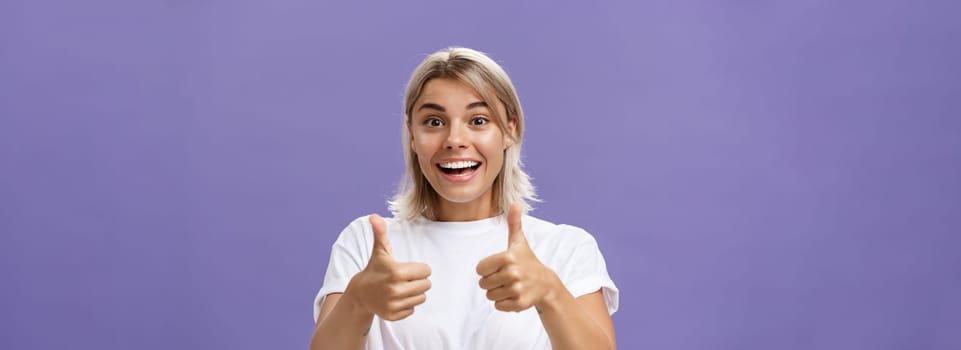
[437,160,481,176]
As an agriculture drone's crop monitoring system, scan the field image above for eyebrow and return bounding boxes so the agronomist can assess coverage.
[418,103,445,112]
[467,101,488,110]
[417,101,489,112]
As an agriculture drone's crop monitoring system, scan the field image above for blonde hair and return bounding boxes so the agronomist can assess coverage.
[388,47,538,221]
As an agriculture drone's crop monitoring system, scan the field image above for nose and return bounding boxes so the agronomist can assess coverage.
[444,124,469,150]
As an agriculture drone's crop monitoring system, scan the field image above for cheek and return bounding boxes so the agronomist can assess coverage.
[412,140,436,170]
[412,132,441,151]
[479,136,508,174]
[479,133,506,157]
[411,135,429,155]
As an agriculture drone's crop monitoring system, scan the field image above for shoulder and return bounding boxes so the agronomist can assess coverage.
[330,215,377,251]
[340,215,372,237]
[522,215,598,247]
[335,214,418,244]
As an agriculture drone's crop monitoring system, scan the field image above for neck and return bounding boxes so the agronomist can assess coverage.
[434,195,498,222]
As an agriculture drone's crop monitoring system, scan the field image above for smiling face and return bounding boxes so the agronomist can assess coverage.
[409,78,515,221]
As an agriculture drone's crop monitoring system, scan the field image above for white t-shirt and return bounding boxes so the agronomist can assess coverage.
[313,213,619,349]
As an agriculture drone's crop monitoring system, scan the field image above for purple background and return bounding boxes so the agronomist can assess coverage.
[2,1,959,349]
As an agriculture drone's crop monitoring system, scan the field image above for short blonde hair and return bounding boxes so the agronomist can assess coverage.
[388,47,538,221]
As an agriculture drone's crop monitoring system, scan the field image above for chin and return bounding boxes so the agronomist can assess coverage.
[435,188,486,204]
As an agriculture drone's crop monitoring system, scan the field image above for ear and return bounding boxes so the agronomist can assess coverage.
[505,117,517,149]
[406,121,416,149]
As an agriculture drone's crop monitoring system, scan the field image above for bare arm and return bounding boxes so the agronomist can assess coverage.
[476,203,616,349]
[539,287,616,349]
[310,215,431,350]
[309,293,373,350]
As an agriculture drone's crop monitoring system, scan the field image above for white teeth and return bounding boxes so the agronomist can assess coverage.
[439,161,479,169]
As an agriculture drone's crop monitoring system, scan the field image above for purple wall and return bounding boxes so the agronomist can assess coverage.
[2,1,959,349]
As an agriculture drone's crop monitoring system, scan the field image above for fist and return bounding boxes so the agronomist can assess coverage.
[347,214,432,321]
[476,203,562,312]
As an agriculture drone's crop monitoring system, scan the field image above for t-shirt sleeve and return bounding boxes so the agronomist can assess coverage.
[557,225,620,315]
[312,216,371,322]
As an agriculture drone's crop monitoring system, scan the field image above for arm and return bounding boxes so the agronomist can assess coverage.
[476,203,616,349]
[538,285,616,349]
[309,293,374,350]
[310,215,432,350]
[478,261,616,350]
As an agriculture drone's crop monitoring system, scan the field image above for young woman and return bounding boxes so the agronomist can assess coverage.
[310,47,618,349]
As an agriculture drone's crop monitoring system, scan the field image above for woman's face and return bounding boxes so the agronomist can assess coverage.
[409,78,514,218]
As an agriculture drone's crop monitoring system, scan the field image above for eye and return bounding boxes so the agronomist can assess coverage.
[470,116,490,126]
[424,117,445,127]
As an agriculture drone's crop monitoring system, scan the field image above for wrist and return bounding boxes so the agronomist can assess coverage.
[342,279,375,319]
[535,270,567,314]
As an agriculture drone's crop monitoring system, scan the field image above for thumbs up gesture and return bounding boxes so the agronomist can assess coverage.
[476,203,563,312]
[345,214,432,321]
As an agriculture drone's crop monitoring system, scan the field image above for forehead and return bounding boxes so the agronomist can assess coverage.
[417,78,485,105]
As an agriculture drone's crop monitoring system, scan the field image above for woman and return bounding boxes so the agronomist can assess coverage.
[310,47,618,349]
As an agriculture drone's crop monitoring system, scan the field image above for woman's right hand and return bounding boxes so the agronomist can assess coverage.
[344,214,432,321]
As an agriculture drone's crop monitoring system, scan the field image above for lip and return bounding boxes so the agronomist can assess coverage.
[435,157,482,164]
[435,158,482,184]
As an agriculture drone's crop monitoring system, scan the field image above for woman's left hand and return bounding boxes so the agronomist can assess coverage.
[476,203,563,312]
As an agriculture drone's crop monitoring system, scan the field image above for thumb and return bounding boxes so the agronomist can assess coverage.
[506,202,526,248]
[369,214,393,257]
